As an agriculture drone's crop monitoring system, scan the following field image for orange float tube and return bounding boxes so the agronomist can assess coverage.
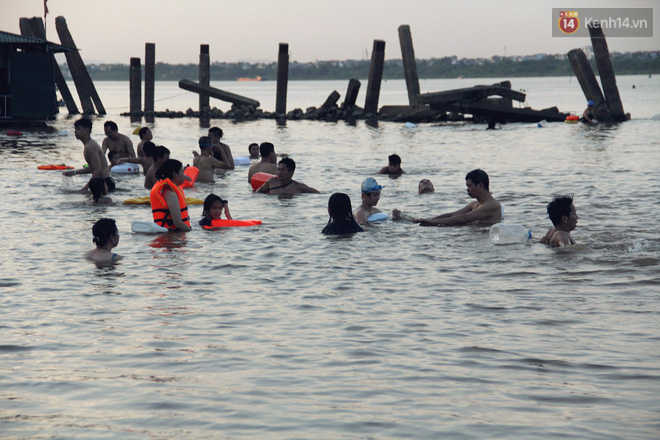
[38,164,74,170]
[179,166,199,189]
[250,172,276,191]
[202,219,263,229]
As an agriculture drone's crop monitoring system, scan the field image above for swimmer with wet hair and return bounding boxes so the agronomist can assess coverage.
[540,195,578,247]
[89,177,114,205]
[248,143,260,160]
[322,193,363,235]
[377,154,406,175]
[85,218,122,263]
[418,179,435,194]
[199,193,233,228]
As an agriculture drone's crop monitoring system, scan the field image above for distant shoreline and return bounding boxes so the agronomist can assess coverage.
[61,52,659,82]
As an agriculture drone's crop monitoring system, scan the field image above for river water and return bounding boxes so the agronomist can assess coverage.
[1,76,659,439]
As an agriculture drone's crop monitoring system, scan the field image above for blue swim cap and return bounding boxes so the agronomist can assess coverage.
[587,100,594,106]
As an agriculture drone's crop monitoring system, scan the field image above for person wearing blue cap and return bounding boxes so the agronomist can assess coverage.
[354,177,387,224]
[582,100,596,123]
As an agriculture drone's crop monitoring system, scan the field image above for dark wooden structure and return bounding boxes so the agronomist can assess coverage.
[588,24,626,121]
[567,49,612,121]
[129,58,141,122]
[276,43,289,116]
[0,30,73,120]
[178,79,260,108]
[398,25,421,106]
[199,44,210,127]
[342,78,361,111]
[144,43,155,123]
[364,40,385,115]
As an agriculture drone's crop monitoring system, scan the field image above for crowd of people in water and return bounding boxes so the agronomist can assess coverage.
[63,118,579,264]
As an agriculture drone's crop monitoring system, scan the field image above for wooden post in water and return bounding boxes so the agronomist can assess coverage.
[20,17,79,115]
[343,78,361,110]
[567,49,612,122]
[144,43,155,123]
[589,23,626,121]
[129,58,142,122]
[276,43,289,116]
[199,44,210,127]
[364,40,385,115]
[55,16,106,115]
[398,25,421,106]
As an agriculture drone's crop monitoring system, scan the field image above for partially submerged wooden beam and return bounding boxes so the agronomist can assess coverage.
[276,43,289,116]
[398,25,421,106]
[364,40,385,115]
[418,83,526,106]
[199,44,210,127]
[144,43,155,123]
[428,101,568,123]
[55,16,106,115]
[343,79,361,110]
[589,23,626,121]
[567,49,612,122]
[320,91,340,112]
[20,17,79,115]
[178,79,260,108]
[129,58,141,122]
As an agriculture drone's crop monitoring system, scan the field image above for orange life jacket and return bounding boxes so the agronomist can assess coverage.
[150,178,190,230]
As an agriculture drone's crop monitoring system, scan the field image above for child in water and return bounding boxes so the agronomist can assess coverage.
[322,192,363,235]
[89,177,114,205]
[199,193,233,228]
[85,218,123,263]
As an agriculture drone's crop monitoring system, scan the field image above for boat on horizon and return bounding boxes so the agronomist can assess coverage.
[237,76,262,82]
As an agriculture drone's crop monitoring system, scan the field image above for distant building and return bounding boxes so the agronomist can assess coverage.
[0,30,73,120]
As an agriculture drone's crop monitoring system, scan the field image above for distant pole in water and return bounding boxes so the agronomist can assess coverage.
[276,43,289,117]
[144,43,155,123]
[567,49,612,122]
[343,78,361,112]
[129,58,142,122]
[364,39,385,115]
[398,25,421,106]
[199,44,210,128]
[588,23,626,122]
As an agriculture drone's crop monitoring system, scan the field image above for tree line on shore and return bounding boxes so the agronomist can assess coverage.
[65,51,659,81]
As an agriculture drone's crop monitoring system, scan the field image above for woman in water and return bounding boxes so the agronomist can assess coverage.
[322,193,363,235]
[199,193,233,228]
[84,218,122,263]
[150,159,192,232]
[89,177,114,205]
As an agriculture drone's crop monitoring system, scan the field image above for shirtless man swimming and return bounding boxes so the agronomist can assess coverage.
[193,136,231,183]
[144,146,170,189]
[354,177,385,225]
[248,142,279,183]
[136,126,153,158]
[377,154,406,175]
[208,126,234,170]
[540,196,578,247]
[102,121,135,159]
[63,118,114,192]
[255,157,319,195]
[412,169,501,226]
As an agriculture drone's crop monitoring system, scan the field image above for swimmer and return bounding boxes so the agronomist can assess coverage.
[151,159,192,232]
[540,195,578,247]
[255,157,319,195]
[248,143,260,160]
[418,179,435,194]
[136,126,153,157]
[208,127,235,170]
[582,100,596,123]
[145,146,170,189]
[89,177,114,205]
[84,218,122,263]
[118,141,155,175]
[377,154,406,175]
[199,194,233,228]
[63,118,115,193]
[193,136,231,183]
[322,192,363,235]
[248,142,278,183]
[108,151,121,167]
[354,177,384,225]
[412,169,502,226]
[102,121,136,159]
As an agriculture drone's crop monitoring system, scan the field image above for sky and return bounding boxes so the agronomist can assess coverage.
[2,0,658,64]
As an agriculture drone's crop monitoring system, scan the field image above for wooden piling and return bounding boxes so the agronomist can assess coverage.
[398,25,421,106]
[320,91,341,112]
[588,23,626,121]
[567,49,612,122]
[144,43,155,123]
[343,78,361,110]
[178,80,260,108]
[199,44,210,127]
[55,16,106,114]
[20,17,79,115]
[276,43,289,116]
[364,40,385,115]
[129,58,142,122]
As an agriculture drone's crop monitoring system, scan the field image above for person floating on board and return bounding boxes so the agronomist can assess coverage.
[255,157,319,195]
[208,127,235,171]
[377,154,406,175]
[248,142,279,183]
[85,218,122,264]
[322,193,363,235]
[354,177,386,225]
[411,169,502,226]
[150,159,192,232]
[540,195,578,247]
[199,194,233,228]
[582,100,596,123]
[136,126,153,158]
[102,121,136,159]
[145,146,170,190]
[63,118,115,193]
[193,136,232,183]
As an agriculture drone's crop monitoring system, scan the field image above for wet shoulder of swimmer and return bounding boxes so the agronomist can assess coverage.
[85,218,123,264]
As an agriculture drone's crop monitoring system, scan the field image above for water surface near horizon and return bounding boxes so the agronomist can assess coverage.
[1,78,659,439]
